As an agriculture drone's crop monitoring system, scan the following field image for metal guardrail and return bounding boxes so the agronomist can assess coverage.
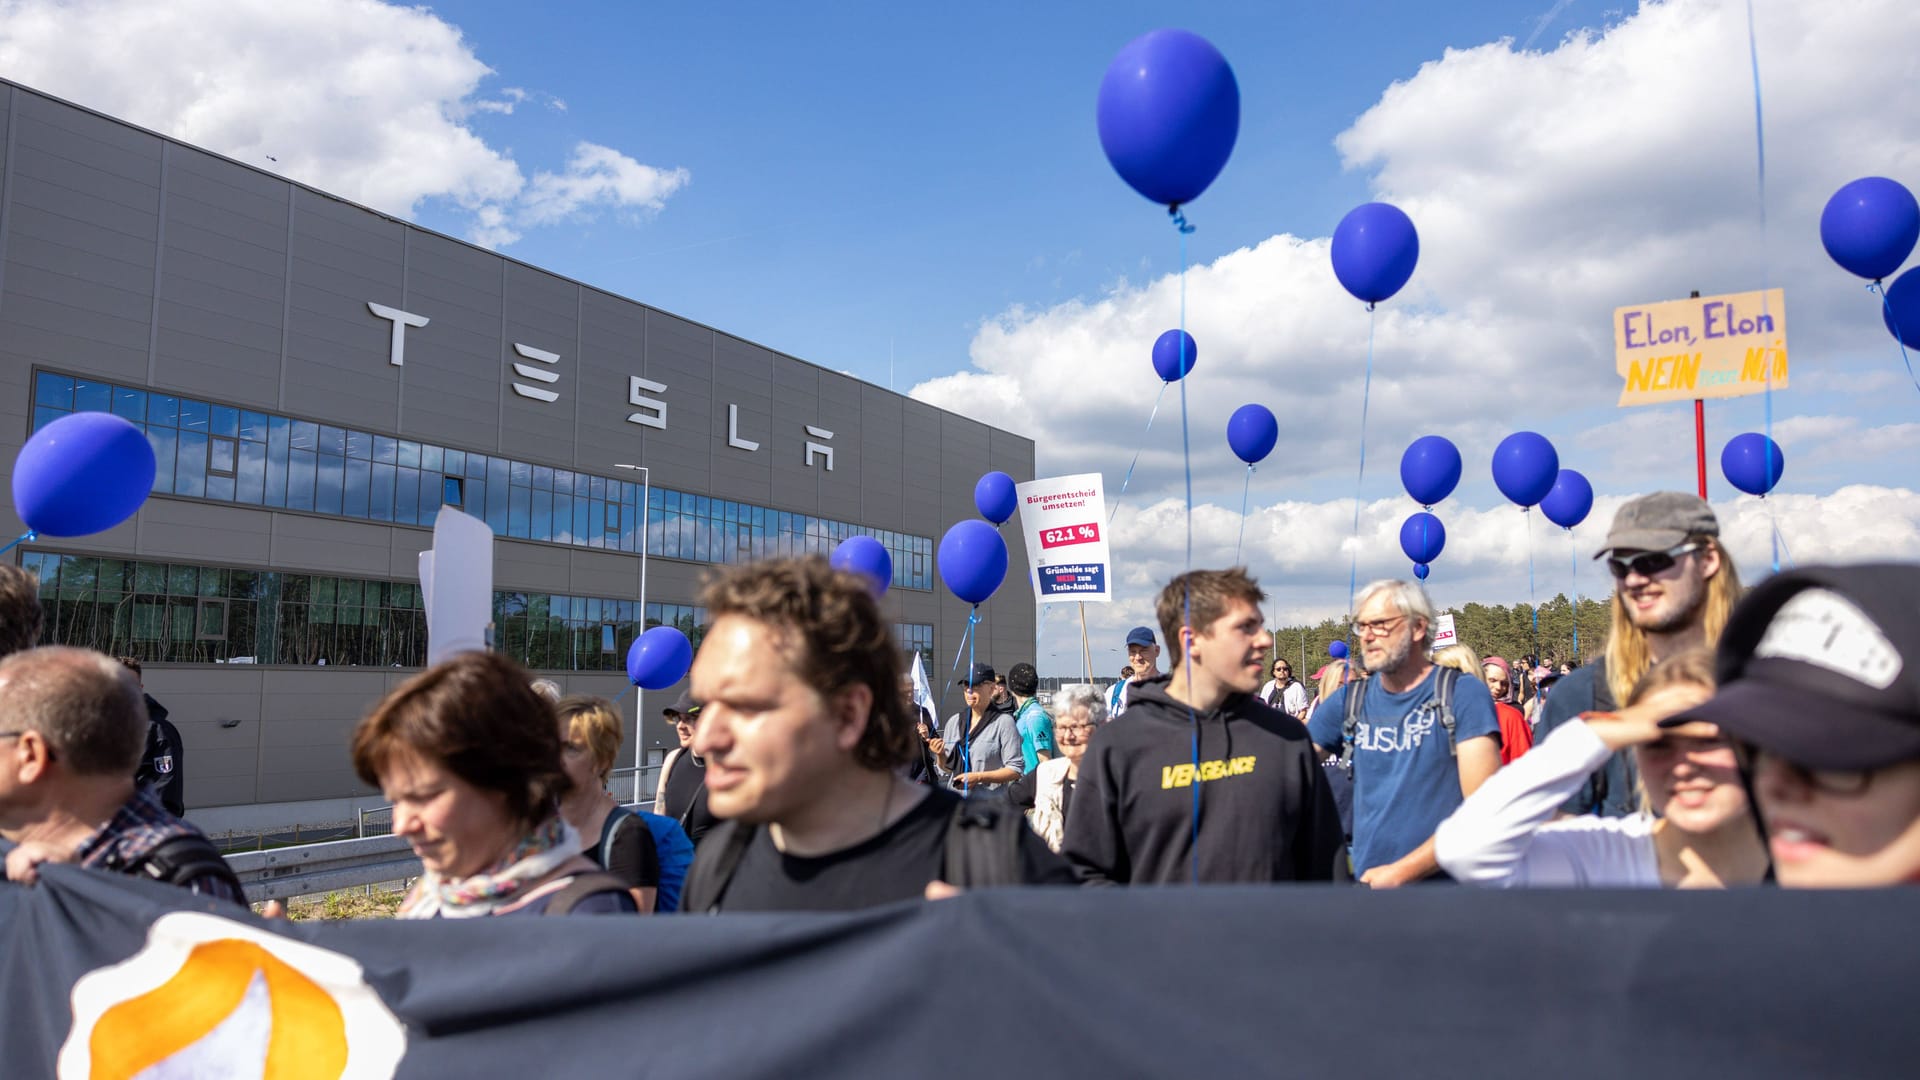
[249,777,665,903]
[357,766,660,837]
[227,834,421,903]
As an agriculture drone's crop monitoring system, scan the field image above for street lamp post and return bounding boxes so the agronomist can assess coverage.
[613,463,651,803]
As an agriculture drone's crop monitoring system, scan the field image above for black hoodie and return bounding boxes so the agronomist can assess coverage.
[1062,674,1343,885]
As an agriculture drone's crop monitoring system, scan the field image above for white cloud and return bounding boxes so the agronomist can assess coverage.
[1025,483,1920,674]
[906,0,1920,670]
[469,87,528,116]
[520,143,691,228]
[0,0,687,247]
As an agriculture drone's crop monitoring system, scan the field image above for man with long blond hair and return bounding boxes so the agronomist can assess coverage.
[1535,492,1742,817]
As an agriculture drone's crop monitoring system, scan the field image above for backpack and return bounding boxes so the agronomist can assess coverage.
[628,810,694,913]
[1337,667,1462,770]
[682,797,1027,913]
[541,871,636,916]
[135,834,247,903]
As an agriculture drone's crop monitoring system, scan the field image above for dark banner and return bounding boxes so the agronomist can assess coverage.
[2,866,1913,1078]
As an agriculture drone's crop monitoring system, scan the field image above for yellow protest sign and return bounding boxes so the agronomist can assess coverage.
[1613,288,1787,407]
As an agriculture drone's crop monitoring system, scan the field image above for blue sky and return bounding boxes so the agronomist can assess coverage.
[420,0,1590,392]
[2,0,1916,667]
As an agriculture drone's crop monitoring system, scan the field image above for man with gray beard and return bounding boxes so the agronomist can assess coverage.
[1309,580,1501,886]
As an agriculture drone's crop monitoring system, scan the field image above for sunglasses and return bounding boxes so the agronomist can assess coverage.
[1605,542,1701,580]
[1744,744,1876,796]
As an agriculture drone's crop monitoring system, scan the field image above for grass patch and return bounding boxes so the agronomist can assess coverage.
[277,888,408,921]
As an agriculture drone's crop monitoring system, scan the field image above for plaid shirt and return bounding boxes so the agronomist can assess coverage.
[74,787,244,903]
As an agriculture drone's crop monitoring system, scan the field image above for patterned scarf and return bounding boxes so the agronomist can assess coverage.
[401,814,583,919]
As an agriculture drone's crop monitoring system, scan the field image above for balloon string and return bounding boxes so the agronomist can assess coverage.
[1173,206,1198,886]
[1235,464,1252,564]
[1869,282,1920,399]
[1526,509,1538,660]
[960,607,980,796]
[0,530,37,557]
[1108,383,1169,524]
[1773,518,1795,570]
[1763,493,1784,575]
[1746,0,1776,508]
[1569,527,1579,661]
[941,609,979,731]
[1347,306,1376,621]
[1177,225,1194,571]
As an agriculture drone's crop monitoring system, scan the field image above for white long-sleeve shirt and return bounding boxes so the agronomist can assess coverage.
[1257,679,1309,717]
[1434,718,1661,887]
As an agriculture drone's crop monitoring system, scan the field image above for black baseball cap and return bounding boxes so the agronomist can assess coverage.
[665,691,701,719]
[1663,564,1920,771]
[955,662,996,687]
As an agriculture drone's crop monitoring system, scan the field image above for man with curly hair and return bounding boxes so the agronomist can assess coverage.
[681,557,1072,912]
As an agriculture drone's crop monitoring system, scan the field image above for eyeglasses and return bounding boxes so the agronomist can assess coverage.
[0,731,20,741]
[1351,615,1407,639]
[1605,542,1701,580]
[1747,744,1876,796]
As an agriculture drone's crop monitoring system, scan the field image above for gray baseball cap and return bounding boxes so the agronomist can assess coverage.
[1593,492,1719,558]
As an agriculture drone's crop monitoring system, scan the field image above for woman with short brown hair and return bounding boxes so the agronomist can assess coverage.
[351,652,636,917]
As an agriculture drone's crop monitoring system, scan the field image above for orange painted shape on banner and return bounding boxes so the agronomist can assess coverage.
[87,938,349,1080]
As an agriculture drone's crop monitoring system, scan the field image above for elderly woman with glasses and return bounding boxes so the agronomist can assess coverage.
[1010,683,1106,852]
[351,652,637,917]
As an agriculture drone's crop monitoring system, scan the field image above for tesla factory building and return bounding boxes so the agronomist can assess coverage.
[0,81,1035,824]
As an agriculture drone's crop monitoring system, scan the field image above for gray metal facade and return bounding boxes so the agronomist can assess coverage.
[0,81,1035,811]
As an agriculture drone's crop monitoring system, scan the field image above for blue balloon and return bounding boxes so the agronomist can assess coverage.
[1882,266,1920,350]
[1399,435,1461,507]
[1399,512,1446,564]
[1096,29,1240,209]
[1152,329,1198,382]
[831,535,893,596]
[938,519,1009,605]
[12,412,156,537]
[1540,469,1594,529]
[1330,202,1419,304]
[1328,640,1349,660]
[974,471,1017,525]
[1413,562,1430,581]
[1722,433,1786,496]
[1821,177,1920,282]
[1226,404,1278,464]
[626,625,692,690]
[1491,431,1560,508]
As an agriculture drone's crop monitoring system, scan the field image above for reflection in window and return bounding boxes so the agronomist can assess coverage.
[23,550,656,672]
[32,369,938,590]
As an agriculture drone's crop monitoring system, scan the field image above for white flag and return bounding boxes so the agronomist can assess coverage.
[909,651,934,717]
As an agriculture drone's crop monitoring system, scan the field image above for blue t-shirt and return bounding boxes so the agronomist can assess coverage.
[1014,699,1055,776]
[1307,668,1499,877]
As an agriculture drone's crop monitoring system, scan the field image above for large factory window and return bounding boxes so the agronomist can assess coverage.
[32,371,934,590]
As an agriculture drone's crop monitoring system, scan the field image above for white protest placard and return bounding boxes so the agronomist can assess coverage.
[1013,473,1112,604]
[422,507,495,667]
[1430,613,1458,652]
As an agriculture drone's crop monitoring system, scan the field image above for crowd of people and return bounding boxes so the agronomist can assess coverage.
[5,491,1920,918]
